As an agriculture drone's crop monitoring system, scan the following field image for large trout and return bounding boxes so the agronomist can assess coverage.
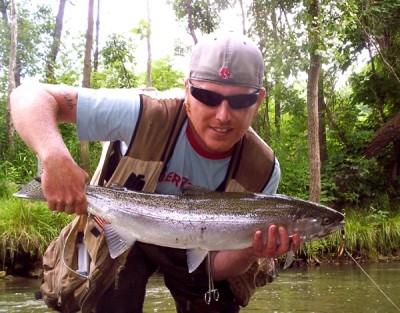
[14,178,344,272]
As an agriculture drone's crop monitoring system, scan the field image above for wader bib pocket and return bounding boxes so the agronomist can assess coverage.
[40,214,128,313]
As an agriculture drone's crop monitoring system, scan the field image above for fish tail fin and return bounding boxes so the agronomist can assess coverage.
[13,177,45,200]
[103,224,135,259]
[13,155,45,201]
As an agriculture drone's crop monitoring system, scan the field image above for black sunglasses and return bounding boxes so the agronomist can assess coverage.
[189,82,260,109]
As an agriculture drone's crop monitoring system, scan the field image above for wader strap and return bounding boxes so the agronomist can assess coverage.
[219,128,275,193]
[93,95,186,191]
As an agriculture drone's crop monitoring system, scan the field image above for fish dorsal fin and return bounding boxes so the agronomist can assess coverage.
[186,249,209,273]
[103,224,136,259]
[181,185,213,195]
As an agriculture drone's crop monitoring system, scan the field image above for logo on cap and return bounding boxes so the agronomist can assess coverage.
[219,66,232,79]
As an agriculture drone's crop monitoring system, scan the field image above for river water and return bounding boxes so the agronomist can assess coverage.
[1,262,399,313]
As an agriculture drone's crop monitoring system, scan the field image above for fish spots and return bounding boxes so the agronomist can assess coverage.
[200,226,206,240]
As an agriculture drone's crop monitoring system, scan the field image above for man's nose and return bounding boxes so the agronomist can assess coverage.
[215,100,231,122]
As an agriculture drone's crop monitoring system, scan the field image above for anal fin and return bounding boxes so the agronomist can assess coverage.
[104,224,136,259]
[186,249,209,273]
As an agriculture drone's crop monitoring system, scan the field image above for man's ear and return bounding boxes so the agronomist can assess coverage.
[252,87,266,119]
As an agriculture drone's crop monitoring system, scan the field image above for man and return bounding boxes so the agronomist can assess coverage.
[11,32,300,312]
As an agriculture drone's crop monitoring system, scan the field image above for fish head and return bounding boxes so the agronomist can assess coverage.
[290,201,345,242]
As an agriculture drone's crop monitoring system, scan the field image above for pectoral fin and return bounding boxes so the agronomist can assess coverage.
[186,249,209,273]
[283,250,295,269]
[104,224,136,259]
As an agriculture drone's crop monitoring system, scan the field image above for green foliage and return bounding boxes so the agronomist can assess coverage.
[0,136,38,185]
[173,38,192,57]
[299,232,342,263]
[322,153,386,205]
[297,208,400,263]
[58,123,102,175]
[343,209,400,259]
[131,19,150,39]
[91,33,139,88]
[264,84,310,199]
[274,133,310,199]
[53,34,85,86]
[138,55,185,91]
[0,198,72,264]
[350,61,400,121]
[168,0,234,34]
[0,1,54,80]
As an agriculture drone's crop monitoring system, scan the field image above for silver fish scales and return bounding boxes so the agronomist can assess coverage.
[14,178,345,272]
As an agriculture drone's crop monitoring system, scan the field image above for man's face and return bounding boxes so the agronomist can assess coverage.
[185,79,265,155]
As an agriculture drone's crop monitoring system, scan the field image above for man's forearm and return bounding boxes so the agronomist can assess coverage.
[212,249,258,281]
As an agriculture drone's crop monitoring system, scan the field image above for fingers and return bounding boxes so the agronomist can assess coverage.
[291,232,301,252]
[253,230,264,252]
[48,198,87,215]
[45,181,88,214]
[42,158,89,215]
[271,226,291,257]
[267,225,280,251]
[252,225,301,258]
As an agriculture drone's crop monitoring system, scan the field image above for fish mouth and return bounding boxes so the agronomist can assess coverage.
[321,221,345,237]
[308,221,345,240]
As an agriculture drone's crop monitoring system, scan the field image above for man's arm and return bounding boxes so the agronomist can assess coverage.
[11,83,89,214]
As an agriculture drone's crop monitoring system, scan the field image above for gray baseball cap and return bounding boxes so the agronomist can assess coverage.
[189,33,265,89]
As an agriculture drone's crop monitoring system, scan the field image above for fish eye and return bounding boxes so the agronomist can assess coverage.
[322,217,331,225]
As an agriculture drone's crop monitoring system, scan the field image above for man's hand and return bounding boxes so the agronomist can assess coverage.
[252,225,300,258]
[41,155,89,215]
[212,224,300,280]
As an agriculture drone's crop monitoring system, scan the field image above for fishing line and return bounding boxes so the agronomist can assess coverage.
[340,228,400,312]
[345,249,400,312]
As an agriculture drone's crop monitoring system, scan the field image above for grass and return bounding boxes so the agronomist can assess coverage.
[0,197,73,267]
[298,208,400,264]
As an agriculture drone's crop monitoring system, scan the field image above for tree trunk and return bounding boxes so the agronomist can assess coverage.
[185,0,197,44]
[0,0,9,23]
[318,70,328,164]
[80,0,95,173]
[45,0,67,83]
[307,0,322,202]
[93,0,100,72]
[238,0,246,35]
[264,90,271,141]
[271,3,281,139]
[365,113,400,158]
[390,140,400,189]
[6,0,17,150]
[82,0,94,88]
